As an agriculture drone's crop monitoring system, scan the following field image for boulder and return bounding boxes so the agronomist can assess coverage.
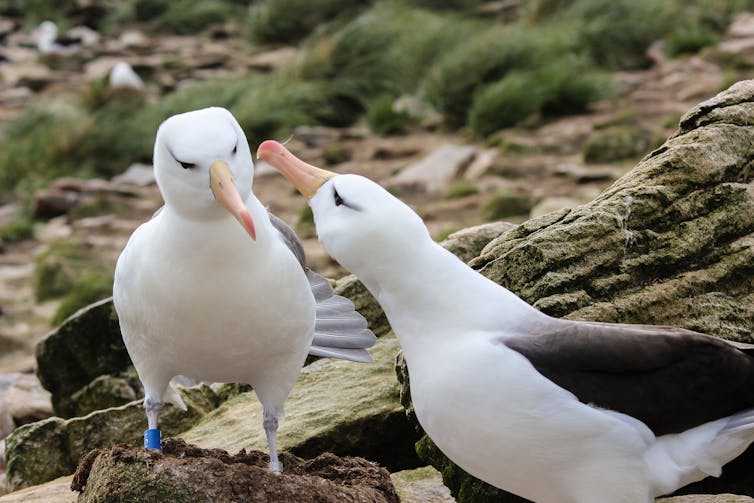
[0,476,76,503]
[471,80,754,339]
[0,373,52,440]
[398,80,754,501]
[181,336,421,472]
[389,145,477,194]
[71,438,399,503]
[391,465,455,503]
[4,385,220,491]
[35,298,131,418]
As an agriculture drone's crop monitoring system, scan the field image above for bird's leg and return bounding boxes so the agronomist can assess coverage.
[263,408,282,473]
[144,397,163,451]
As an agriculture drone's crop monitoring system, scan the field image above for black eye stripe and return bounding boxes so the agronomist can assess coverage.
[332,185,361,211]
[333,187,344,206]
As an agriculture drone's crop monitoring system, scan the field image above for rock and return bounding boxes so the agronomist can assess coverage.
[439,222,516,264]
[582,126,655,164]
[398,80,754,501]
[389,145,477,194]
[659,497,754,503]
[728,13,754,38]
[333,275,390,337]
[0,373,52,439]
[72,438,399,503]
[529,196,582,218]
[474,79,754,336]
[0,63,58,90]
[31,188,80,219]
[391,465,455,503]
[181,336,421,472]
[111,163,155,187]
[554,163,623,183]
[68,375,137,418]
[463,148,499,181]
[4,385,220,491]
[0,476,76,503]
[35,298,131,418]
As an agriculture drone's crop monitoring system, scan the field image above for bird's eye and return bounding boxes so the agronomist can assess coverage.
[232,143,238,155]
[179,161,195,170]
[333,187,344,207]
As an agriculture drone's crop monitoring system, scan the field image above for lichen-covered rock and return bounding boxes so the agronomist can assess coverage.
[439,222,516,264]
[398,80,754,502]
[182,335,421,472]
[4,385,220,491]
[72,438,400,503]
[471,80,754,341]
[390,465,455,503]
[35,298,131,418]
[69,374,137,418]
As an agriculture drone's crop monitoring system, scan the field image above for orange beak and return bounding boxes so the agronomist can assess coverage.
[209,160,256,240]
[257,140,337,198]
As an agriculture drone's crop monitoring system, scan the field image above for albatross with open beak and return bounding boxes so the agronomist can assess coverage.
[113,108,375,472]
[259,139,754,502]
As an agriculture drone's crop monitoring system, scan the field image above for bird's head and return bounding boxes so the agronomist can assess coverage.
[258,140,429,271]
[154,107,256,239]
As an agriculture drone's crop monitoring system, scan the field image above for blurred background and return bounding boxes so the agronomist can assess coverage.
[0,0,754,380]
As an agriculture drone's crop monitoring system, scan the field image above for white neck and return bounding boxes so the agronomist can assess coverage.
[353,239,541,362]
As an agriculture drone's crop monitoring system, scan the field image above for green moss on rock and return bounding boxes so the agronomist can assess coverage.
[35,298,130,418]
[5,385,221,491]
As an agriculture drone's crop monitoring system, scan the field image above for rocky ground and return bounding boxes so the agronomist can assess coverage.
[1,8,754,503]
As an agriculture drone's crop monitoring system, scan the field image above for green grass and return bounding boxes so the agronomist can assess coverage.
[249,0,369,44]
[0,217,34,243]
[582,126,654,164]
[51,271,114,326]
[367,95,411,136]
[483,189,533,220]
[445,182,479,199]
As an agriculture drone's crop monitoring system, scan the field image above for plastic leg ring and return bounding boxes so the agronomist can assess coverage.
[144,428,162,452]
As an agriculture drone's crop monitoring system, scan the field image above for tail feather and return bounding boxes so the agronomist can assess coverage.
[307,270,377,362]
[647,408,754,496]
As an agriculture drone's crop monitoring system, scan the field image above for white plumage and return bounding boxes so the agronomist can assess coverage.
[114,109,374,471]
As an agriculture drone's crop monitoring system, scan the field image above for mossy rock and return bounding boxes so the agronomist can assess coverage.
[72,439,399,503]
[181,336,422,472]
[582,125,654,164]
[35,298,130,418]
[4,385,221,491]
[68,374,138,418]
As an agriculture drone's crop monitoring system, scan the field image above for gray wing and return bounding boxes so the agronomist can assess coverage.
[502,318,754,436]
[269,213,376,363]
[269,213,306,269]
[307,270,376,363]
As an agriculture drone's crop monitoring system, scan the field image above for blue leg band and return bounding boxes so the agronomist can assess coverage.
[144,428,162,451]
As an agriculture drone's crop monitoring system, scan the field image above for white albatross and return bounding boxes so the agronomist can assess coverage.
[113,108,375,472]
[258,139,754,502]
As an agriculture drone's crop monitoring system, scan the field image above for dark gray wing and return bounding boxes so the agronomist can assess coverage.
[269,213,306,270]
[502,318,754,436]
[269,213,376,363]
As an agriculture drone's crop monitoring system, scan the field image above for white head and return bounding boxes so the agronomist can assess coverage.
[154,107,256,239]
[257,140,430,272]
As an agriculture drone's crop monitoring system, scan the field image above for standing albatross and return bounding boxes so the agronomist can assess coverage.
[113,108,375,472]
[259,139,754,502]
